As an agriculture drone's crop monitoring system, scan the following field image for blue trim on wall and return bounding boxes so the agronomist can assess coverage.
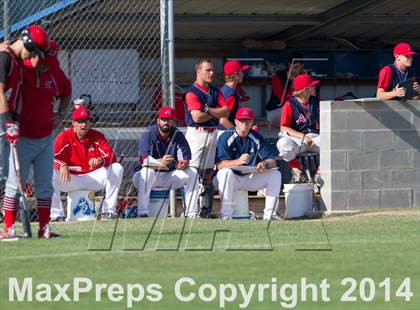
[0,0,80,39]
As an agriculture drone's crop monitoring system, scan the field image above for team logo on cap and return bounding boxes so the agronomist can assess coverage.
[165,109,171,115]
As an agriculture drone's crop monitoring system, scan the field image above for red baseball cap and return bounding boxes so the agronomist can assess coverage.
[72,107,93,121]
[235,107,254,120]
[224,60,249,76]
[393,42,417,57]
[293,74,320,92]
[158,106,176,120]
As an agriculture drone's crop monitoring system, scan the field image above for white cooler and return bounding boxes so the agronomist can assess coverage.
[283,183,313,219]
[67,190,96,221]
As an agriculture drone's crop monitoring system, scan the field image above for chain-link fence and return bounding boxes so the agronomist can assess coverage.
[1,0,171,222]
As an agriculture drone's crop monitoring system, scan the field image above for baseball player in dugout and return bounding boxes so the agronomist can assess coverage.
[51,105,124,220]
[0,26,58,241]
[218,60,271,135]
[183,58,229,217]
[0,25,49,187]
[376,42,420,100]
[276,74,321,184]
[216,107,282,220]
[266,52,305,128]
[132,106,200,218]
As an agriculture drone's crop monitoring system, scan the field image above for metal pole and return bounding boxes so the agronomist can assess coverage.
[160,0,168,106]
[167,0,177,218]
[168,0,175,109]
[4,0,10,40]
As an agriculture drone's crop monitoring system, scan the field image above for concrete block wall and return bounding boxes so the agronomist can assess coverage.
[320,100,420,211]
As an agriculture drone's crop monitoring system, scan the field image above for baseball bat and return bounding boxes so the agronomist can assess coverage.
[12,145,32,238]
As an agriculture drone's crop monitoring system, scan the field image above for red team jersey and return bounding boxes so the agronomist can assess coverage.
[20,61,71,138]
[54,128,116,174]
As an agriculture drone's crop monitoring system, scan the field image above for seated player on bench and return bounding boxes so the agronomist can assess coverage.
[276,74,321,184]
[51,104,124,220]
[216,107,282,220]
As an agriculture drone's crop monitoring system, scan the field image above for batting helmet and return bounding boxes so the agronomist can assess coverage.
[21,25,50,58]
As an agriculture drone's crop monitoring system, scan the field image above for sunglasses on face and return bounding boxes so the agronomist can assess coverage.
[75,119,91,124]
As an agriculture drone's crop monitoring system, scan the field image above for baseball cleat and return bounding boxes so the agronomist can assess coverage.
[38,224,61,239]
[50,216,66,222]
[0,225,19,241]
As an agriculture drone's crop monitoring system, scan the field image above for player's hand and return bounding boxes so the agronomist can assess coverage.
[238,153,250,165]
[303,135,313,147]
[176,160,189,170]
[414,82,420,94]
[394,86,406,98]
[5,121,19,145]
[59,165,71,183]
[256,161,266,173]
[89,157,103,168]
[160,155,174,166]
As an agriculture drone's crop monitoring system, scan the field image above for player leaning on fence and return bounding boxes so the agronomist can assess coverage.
[276,74,321,184]
[183,58,229,217]
[216,107,282,220]
[132,106,200,218]
[51,106,124,220]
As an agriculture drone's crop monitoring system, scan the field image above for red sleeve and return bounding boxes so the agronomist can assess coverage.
[185,92,202,112]
[272,74,285,101]
[217,92,227,107]
[53,131,69,170]
[280,101,293,127]
[377,66,392,91]
[225,95,236,111]
[95,132,117,167]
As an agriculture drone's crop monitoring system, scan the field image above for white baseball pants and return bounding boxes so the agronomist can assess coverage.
[217,168,282,220]
[277,133,320,162]
[51,163,124,217]
[185,127,217,170]
[132,167,200,217]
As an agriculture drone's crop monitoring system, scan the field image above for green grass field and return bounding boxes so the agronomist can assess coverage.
[1,210,419,310]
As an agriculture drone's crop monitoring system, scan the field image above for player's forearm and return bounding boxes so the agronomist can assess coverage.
[281,126,305,139]
[191,110,214,123]
[219,117,234,129]
[216,158,241,170]
[208,106,229,118]
[376,88,396,100]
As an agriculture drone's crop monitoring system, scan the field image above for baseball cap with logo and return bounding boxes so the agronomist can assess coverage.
[235,107,254,120]
[158,106,176,120]
[72,107,93,121]
[224,60,250,76]
[21,25,50,58]
[293,74,320,92]
[393,42,417,57]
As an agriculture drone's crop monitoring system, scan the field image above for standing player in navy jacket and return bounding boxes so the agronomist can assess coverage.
[183,59,229,217]
[276,74,320,184]
[132,107,200,217]
[377,42,420,100]
[216,107,281,220]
